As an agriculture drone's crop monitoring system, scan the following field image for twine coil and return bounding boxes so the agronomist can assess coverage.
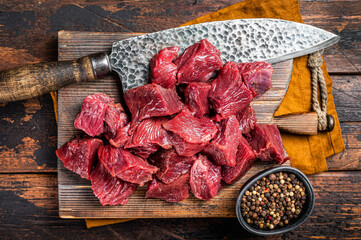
[308,50,328,131]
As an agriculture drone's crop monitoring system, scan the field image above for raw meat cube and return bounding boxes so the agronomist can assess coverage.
[85,93,115,104]
[246,124,290,164]
[97,145,158,186]
[222,136,257,184]
[124,83,181,122]
[124,117,172,158]
[74,93,114,136]
[56,137,103,180]
[128,145,159,159]
[104,103,129,140]
[131,149,156,159]
[150,148,196,184]
[190,155,221,200]
[174,39,222,84]
[208,62,254,121]
[163,110,217,157]
[168,133,207,157]
[90,162,137,206]
[184,82,211,118]
[109,124,130,148]
[203,115,241,166]
[236,105,257,134]
[125,117,172,151]
[150,46,179,88]
[237,62,273,97]
[146,173,190,203]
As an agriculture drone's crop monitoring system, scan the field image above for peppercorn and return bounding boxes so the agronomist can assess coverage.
[269,174,277,181]
[241,171,307,230]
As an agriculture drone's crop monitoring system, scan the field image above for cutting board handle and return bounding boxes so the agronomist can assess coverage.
[273,112,335,135]
[0,53,110,103]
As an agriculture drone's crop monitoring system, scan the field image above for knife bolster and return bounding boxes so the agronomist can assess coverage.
[89,53,111,78]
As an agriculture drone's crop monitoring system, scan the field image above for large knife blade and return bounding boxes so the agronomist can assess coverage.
[0,18,338,103]
[109,18,339,92]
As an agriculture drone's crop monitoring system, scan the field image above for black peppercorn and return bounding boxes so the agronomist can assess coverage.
[241,171,307,230]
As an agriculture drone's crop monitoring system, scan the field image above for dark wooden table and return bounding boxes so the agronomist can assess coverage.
[0,1,360,239]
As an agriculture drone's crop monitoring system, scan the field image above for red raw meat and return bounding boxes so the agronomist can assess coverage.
[203,115,241,166]
[150,46,179,88]
[125,117,172,151]
[222,136,257,184]
[90,162,137,206]
[109,124,130,148]
[56,137,103,180]
[128,146,159,159]
[104,103,129,140]
[98,145,158,186]
[150,148,196,184]
[184,82,211,118]
[174,39,222,84]
[190,155,221,200]
[74,93,114,137]
[124,83,181,122]
[85,93,115,104]
[163,110,217,156]
[146,173,190,203]
[237,62,273,97]
[208,62,254,121]
[246,124,290,164]
[236,105,257,134]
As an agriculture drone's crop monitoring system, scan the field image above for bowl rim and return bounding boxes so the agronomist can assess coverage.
[235,166,315,236]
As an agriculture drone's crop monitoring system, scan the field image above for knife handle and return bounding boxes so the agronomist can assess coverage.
[0,53,111,103]
[273,112,335,135]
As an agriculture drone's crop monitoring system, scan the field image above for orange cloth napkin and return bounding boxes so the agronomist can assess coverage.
[52,0,345,228]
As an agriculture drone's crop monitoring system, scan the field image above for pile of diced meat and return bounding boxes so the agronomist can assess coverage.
[56,39,289,206]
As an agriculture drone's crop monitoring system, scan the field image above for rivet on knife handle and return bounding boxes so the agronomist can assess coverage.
[0,52,110,103]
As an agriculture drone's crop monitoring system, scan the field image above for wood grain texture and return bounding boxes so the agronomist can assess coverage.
[1,172,360,239]
[273,112,318,135]
[57,31,294,218]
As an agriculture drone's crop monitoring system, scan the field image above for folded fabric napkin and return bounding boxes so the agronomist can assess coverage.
[51,0,345,228]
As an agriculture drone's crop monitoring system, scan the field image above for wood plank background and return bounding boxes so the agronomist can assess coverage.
[0,0,360,238]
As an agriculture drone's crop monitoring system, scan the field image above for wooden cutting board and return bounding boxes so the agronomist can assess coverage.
[57,31,291,219]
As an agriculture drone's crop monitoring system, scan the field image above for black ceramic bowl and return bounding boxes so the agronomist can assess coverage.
[235,166,315,236]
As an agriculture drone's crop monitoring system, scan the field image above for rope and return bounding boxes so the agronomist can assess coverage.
[308,50,328,131]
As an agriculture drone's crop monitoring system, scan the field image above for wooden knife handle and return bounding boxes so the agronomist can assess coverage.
[0,53,111,103]
[273,112,335,135]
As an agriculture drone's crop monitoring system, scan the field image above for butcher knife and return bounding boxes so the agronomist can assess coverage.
[0,18,339,134]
